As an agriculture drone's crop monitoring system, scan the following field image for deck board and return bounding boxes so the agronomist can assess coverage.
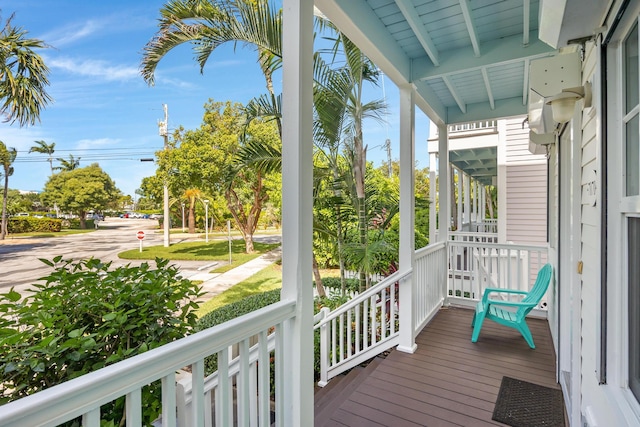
[315,306,560,426]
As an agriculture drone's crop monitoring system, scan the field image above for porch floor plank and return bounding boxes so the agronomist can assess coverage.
[314,306,559,426]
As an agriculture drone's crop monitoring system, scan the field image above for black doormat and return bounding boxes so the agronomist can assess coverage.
[492,376,565,427]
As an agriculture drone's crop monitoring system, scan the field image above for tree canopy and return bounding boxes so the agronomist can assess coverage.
[41,163,121,228]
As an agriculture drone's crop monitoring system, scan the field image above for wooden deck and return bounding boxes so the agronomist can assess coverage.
[314,306,559,426]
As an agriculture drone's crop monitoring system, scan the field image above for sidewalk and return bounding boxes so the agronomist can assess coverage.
[192,247,282,301]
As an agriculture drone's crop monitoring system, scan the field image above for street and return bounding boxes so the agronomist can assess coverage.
[0,218,211,295]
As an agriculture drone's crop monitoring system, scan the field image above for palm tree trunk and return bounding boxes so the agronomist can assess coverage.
[312,254,326,297]
[1,174,8,239]
[188,198,196,233]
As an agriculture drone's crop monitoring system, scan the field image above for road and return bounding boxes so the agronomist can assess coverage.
[0,218,214,295]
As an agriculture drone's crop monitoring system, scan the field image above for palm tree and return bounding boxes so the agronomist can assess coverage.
[142,0,282,133]
[0,14,52,126]
[0,141,17,239]
[53,154,80,172]
[183,188,202,234]
[29,140,56,174]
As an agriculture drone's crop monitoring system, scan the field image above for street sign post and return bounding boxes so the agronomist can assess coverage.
[137,230,145,252]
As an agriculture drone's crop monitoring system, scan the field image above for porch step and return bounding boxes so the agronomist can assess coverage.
[314,356,384,426]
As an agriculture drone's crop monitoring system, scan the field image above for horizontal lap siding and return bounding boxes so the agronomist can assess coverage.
[504,117,548,246]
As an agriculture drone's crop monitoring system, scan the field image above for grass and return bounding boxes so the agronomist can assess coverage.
[196,263,283,317]
[119,239,279,261]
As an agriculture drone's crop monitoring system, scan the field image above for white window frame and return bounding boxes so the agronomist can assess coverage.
[607,8,640,421]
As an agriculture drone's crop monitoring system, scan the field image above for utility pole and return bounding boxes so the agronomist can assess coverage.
[385,138,392,177]
[159,104,170,247]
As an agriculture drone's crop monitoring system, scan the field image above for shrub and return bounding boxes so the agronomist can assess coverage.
[0,257,201,425]
[7,217,61,233]
[319,277,361,294]
[196,289,281,375]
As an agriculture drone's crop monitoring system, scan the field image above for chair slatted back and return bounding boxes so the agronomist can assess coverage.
[517,263,553,319]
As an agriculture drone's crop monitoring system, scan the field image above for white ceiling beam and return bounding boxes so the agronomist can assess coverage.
[394,0,440,66]
[459,0,481,57]
[412,31,555,81]
[442,75,466,114]
[523,0,530,46]
[481,67,495,110]
[522,58,530,105]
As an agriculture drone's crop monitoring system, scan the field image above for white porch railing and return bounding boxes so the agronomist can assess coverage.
[447,241,548,311]
[449,231,499,243]
[0,300,296,427]
[0,240,550,424]
[316,239,548,385]
[413,241,447,333]
[314,270,408,386]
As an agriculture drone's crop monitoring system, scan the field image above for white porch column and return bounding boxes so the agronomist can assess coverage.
[463,173,470,227]
[456,168,463,231]
[281,0,314,424]
[429,152,437,242]
[397,84,416,354]
[497,119,507,242]
[438,125,450,241]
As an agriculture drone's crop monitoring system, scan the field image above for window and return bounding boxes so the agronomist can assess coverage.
[622,20,640,402]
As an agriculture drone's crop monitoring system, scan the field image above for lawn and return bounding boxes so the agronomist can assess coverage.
[196,263,283,317]
[195,266,343,317]
[118,239,279,261]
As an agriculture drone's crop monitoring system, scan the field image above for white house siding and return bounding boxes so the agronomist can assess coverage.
[504,117,548,245]
[579,32,636,426]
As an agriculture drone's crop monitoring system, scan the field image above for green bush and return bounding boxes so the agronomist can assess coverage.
[7,217,62,233]
[0,257,201,425]
[196,289,281,375]
[319,277,361,294]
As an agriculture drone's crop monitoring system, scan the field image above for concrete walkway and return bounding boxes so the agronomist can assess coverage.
[192,247,282,301]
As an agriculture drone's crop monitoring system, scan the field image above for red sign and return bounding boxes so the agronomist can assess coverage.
[136,231,145,240]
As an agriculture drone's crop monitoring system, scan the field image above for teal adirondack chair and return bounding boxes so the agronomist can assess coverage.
[471,263,553,349]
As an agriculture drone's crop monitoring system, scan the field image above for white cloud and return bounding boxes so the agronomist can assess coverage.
[0,125,48,152]
[43,20,103,47]
[48,57,140,82]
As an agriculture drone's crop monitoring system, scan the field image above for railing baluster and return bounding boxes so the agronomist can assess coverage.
[238,339,250,427]
[161,372,177,427]
[258,330,270,427]
[347,308,353,357]
[355,304,361,353]
[331,318,337,365]
[125,388,142,427]
[215,350,230,427]
[82,408,100,427]
[274,323,284,427]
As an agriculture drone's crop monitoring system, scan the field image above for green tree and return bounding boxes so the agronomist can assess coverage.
[0,141,17,239]
[41,163,122,228]
[53,153,80,172]
[28,140,55,175]
[0,14,52,126]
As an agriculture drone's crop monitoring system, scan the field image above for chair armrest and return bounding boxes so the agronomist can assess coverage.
[481,288,528,303]
[486,298,537,308]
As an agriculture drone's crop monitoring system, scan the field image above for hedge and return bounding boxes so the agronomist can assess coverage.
[7,217,62,233]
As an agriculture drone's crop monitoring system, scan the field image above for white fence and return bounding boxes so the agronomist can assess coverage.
[0,301,296,427]
[314,271,408,386]
[413,242,447,333]
[447,241,548,310]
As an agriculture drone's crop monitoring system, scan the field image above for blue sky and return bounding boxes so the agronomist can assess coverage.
[2,0,430,198]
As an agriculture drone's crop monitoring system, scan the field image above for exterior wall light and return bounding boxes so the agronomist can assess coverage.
[545,82,592,124]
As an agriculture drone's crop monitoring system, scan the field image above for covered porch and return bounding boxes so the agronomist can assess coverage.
[314,306,558,426]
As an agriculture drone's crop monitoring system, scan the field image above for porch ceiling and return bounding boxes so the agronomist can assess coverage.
[315,0,558,126]
[450,146,496,185]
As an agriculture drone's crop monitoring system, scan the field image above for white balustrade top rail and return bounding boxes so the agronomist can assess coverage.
[0,300,296,427]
